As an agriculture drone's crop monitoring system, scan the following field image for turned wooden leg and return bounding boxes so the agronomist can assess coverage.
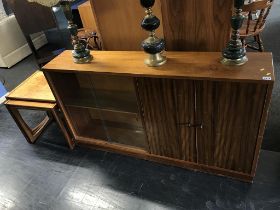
[241,38,245,47]
[6,105,53,144]
[256,34,264,52]
[51,106,75,150]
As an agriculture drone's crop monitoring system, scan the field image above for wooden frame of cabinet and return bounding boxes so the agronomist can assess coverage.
[43,51,274,182]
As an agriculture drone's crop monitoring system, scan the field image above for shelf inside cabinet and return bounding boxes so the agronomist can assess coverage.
[78,119,147,150]
[63,89,139,114]
[65,105,148,150]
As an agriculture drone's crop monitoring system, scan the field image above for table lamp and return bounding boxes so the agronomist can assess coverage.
[221,0,248,65]
[28,0,93,64]
[140,0,166,67]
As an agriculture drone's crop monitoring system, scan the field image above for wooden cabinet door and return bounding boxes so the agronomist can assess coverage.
[196,81,268,174]
[136,78,196,162]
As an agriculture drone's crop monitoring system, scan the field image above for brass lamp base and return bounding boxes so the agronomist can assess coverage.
[73,53,93,64]
[144,53,167,67]
[221,56,248,66]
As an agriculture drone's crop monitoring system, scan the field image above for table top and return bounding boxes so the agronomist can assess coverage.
[6,71,55,103]
[43,51,275,84]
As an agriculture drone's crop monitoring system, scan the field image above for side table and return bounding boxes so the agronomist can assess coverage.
[4,71,75,149]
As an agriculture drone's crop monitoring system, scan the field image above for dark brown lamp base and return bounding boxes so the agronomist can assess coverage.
[144,53,167,67]
[222,0,248,66]
[221,56,248,66]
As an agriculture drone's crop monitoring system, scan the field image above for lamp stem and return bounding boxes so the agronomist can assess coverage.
[60,0,93,64]
[221,0,248,66]
[140,0,166,67]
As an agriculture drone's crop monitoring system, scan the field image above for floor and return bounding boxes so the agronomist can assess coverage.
[1,109,280,210]
[0,2,280,210]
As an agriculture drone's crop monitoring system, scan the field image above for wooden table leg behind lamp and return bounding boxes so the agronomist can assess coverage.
[5,71,75,149]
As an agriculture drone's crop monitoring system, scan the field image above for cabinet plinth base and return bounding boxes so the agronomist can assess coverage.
[75,138,254,183]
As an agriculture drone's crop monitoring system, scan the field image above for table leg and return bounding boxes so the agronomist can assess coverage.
[5,105,53,144]
[51,106,76,150]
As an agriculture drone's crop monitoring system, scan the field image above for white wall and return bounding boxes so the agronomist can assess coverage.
[0,0,7,20]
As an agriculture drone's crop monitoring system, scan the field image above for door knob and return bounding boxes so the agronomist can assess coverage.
[178,122,203,129]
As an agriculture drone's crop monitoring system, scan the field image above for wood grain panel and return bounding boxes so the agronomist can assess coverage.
[161,0,233,51]
[90,0,163,50]
[196,81,268,174]
[78,1,99,32]
[175,80,196,162]
[136,78,197,161]
[136,78,180,158]
[251,84,273,177]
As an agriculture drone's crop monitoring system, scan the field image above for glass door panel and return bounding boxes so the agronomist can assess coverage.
[48,71,148,150]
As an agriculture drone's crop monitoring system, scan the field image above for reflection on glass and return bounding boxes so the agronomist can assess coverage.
[56,72,148,150]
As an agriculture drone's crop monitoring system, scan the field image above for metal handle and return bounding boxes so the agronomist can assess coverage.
[178,122,203,129]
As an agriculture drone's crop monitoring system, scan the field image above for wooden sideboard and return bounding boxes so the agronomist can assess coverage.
[43,51,274,182]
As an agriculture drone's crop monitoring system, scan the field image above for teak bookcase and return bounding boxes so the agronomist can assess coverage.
[43,51,274,182]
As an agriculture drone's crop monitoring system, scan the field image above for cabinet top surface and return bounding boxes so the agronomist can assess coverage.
[43,51,274,83]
